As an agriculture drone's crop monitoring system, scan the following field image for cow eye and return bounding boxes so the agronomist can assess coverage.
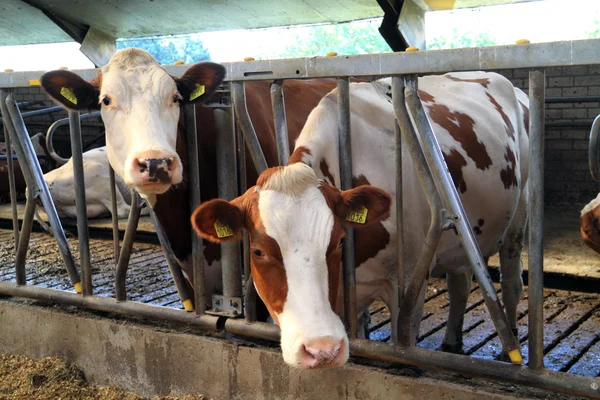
[173,95,183,104]
[102,97,111,106]
[252,249,264,257]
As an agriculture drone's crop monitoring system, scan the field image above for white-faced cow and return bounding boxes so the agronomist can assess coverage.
[192,71,530,368]
[40,48,337,306]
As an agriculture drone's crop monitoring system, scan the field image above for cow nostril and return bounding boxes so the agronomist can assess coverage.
[136,158,148,173]
[165,158,173,167]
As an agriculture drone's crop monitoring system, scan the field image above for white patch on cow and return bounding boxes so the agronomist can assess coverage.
[99,48,182,194]
[582,192,600,216]
[257,164,348,367]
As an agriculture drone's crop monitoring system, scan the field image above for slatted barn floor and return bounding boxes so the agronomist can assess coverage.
[0,228,598,378]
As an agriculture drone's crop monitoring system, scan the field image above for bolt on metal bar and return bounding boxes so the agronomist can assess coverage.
[3,93,82,293]
[528,69,546,371]
[231,81,268,174]
[0,90,20,250]
[270,80,290,165]
[108,165,120,264]
[149,209,193,312]
[68,110,92,296]
[114,190,142,301]
[391,76,444,346]
[337,77,357,338]
[184,103,206,314]
[214,108,242,299]
[403,78,522,363]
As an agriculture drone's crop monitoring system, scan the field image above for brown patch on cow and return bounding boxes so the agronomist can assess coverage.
[443,149,468,193]
[519,101,529,136]
[486,92,515,140]
[351,175,391,267]
[424,102,492,170]
[256,166,285,187]
[320,159,336,186]
[288,146,312,165]
[478,219,484,227]
[500,145,518,190]
[419,90,435,103]
[581,207,600,254]
[473,226,483,235]
[446,75,491,88]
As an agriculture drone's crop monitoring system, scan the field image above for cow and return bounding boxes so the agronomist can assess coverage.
[580,193,600,253]
[39,48,337,306]
[191,71,530,369]
[38,146,150,219]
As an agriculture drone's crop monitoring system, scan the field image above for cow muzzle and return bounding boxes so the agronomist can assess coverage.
[125,150,182,195]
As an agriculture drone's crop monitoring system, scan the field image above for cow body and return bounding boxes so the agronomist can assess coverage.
[581,194,600,253]
[193,71,529,368]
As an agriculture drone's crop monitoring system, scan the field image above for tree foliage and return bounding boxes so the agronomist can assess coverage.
[427,28,497,50]
[117,35,211,64]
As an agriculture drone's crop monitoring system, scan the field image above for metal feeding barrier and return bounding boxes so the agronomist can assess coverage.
[0,39,599,398]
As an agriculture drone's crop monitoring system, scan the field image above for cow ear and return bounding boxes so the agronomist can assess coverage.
[176,62,226,104]
[191,199,244,243]
[339,185,392,228]
[41,70,100,110]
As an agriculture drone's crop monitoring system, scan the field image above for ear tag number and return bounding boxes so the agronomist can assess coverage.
[60,87,78,105]
[189,84,205,101]
[346,206,368,224]
[214,220,233,238]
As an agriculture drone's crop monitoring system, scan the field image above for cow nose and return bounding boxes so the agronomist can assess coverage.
[131,151,179,184]
[299,339,345,368]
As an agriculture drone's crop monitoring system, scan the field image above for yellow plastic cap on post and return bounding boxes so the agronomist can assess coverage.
[515,39,530,45]
[183,299,194,312]
[406,46,419,52]
[73,282,83,294]
[325,52,338,57]
[4,69,13,72]
[244,57,255,62]
[174,60,185,65]
[508,349,524,365]
[59,66,68,70]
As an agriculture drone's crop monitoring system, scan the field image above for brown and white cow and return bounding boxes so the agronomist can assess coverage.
[581,194,600,253]
[40,48,337,306]
[192,71,530,368]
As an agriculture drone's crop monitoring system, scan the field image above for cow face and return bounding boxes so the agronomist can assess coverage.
[41,48,225,198]
[191,163,391,368]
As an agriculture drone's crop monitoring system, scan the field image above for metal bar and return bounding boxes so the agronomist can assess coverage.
[108,165,120,264]
[392,76,443,346]
[149,209,193,312]
[231,82,268,173]
[114,190,142,301]
[545,95,600,103]
[270,80,290,166]
[3,39,600,86]
[403,80,522,363]
[45,111,102,166]
[214,108,242,300]
[3,94,82,292]
[0,90,20,250]
[0,105,63,123]
[337,77,357,338]
[184,103,206,314]
[394,117,404,313]
[14,192,36,285]
[528,69,546,371]
[68,110,92,296]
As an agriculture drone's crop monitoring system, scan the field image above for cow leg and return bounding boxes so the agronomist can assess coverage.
[441,270,472,353]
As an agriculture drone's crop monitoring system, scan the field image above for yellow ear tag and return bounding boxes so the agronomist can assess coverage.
[60,87,78,105]
[346,206,368,224]
[214,220,233,238]
[189,84,205,101]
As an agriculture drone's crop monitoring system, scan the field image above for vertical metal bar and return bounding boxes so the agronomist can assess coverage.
[528,69,546,371]
[108,165,120,264]
[3,94,82,293]
[270,80,290,166]
[184,103,206,314]
[68,110,92,296]
[394,118,404,308]
[14,190,36,285]
[231,82,268,174]
[1,90,20,249]
[150,209,193,311]
[337,77,357,338]
[403,79,522,363]
[115,190,141,301]
[214,108,242,298]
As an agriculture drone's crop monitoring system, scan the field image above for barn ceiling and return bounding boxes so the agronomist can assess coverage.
[0,0,541,47]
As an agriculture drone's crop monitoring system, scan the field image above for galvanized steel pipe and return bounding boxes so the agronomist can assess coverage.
[270,80,290,165]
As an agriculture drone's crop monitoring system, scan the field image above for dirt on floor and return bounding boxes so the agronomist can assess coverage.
[0,354,206,400]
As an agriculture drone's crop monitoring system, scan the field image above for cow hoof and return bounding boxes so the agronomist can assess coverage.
[439,343,464,354]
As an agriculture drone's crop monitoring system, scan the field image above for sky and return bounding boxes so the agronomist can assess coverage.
[0,0,600,71]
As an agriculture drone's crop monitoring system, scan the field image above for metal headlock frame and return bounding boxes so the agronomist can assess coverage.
[0,39,598,398]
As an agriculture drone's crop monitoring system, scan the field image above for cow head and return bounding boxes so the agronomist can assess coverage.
[40,48,225,197]
[191,163,391,368]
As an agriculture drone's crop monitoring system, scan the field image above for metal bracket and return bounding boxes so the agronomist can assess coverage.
[441,209,459,232]
[207,295,244,318]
